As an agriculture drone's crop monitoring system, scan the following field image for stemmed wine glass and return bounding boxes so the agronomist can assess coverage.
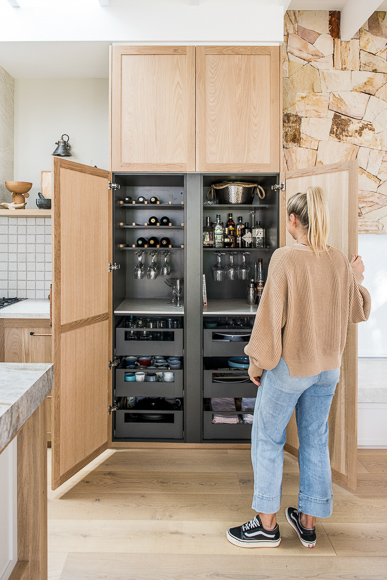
[134,251,145,279]
[238,252,250,280]
[172,278,183,307]
[147,251,158,280]
[161,250,171,276]
[212,252,226,282]
[225,252,238,281]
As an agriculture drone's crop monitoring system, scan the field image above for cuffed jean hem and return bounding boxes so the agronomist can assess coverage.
[298,492,333,518]
[252,493,282,515]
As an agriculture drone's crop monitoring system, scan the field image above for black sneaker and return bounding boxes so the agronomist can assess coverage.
[285,507,317,548]
[226,515,281,548]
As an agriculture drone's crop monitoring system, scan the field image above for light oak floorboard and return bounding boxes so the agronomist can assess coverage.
[47,449,387,579]
[60,554,387,580]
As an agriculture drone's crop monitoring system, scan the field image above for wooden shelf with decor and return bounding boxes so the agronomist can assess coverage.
[0,209,52,217]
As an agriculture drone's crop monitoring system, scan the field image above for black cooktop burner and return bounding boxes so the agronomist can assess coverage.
[0,297,26,309]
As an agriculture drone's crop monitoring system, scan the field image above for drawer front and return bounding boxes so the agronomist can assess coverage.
[116,329,183,356]
[115,410,183,439]
[203,370,257,398]
[203,412,252,440]
[203,329,250,356]
[115,368,184,397]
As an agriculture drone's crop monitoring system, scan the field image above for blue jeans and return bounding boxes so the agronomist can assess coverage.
[251,357,340,518]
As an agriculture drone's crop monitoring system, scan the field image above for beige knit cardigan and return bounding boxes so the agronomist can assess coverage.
[244,245,371,378]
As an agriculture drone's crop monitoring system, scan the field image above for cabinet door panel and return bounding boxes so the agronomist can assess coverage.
[196,46,280,172]
[283,160,358,490]
[111,46,195,172]
[52,159,112,490]
[3,320,52,363]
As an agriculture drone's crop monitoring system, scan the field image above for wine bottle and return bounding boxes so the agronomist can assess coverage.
[160,216,170,226]
[243,222,252,248]
[223,227,233,248]
[160,237,171,247]
[214,214,224,248]
[149,196,159,204]
[236,217,245,248]
[148,216,158,225]
[203,216,214,247]
[136,237,148,247]
[148,237,159,247]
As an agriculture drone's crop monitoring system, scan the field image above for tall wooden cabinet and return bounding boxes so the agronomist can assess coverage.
[110,46,281,173]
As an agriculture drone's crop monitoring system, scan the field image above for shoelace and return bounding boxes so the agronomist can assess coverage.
[242,516,260,531]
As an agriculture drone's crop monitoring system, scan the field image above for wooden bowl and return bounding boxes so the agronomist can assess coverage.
[5,181,33,194]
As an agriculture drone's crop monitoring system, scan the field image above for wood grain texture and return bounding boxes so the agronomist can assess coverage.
[111,46,195,172]
[196,46,281,172]
[3,319,52,363]
[48,448,387,579]
[284,160,359,490]
[52,159,112,490]
[17,403,47,579]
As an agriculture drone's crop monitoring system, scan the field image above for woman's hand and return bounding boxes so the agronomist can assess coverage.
[351,254,365,276]
[251,376,261,387]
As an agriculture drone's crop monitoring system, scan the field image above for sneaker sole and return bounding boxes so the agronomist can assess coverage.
[285,510,316,548]
[226,530,281,549]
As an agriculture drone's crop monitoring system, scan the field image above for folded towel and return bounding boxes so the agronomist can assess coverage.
[211,398,239,424]
[242,414,254,424]
[241,397,256,413]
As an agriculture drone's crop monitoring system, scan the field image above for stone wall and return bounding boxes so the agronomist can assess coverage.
[0,66,14,203]
[283,10,387,234]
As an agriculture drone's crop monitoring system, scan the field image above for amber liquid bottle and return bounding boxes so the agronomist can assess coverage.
[227,213,236,247]
[236,216,245,248]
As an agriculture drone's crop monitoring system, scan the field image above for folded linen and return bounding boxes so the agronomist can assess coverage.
[241,397,256,413]
[211,397,239,424]
[242,414,254,424]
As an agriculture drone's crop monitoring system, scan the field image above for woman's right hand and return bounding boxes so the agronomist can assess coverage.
[351,254,365,276]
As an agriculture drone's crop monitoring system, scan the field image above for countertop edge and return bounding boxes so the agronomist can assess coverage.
[0,364,53,453]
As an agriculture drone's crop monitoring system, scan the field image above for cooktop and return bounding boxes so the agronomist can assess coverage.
[0,297,26,310]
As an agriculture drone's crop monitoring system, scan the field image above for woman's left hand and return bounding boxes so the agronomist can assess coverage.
[251,376,261,387]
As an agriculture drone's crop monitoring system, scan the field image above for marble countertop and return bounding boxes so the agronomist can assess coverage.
[0,363,53,453]
[0,299,50,319]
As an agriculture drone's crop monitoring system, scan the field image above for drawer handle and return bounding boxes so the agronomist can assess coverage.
[30,332,52,337]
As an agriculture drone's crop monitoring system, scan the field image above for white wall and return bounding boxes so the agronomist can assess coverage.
[14,78,109,206]
[0,66,14,203]
[358,235,387,357]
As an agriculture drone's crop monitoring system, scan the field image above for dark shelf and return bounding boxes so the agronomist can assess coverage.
[119,225,184,230]
[203,247,274,251]
[118,246,184,251]
[119,203,184,209]
[203,204,273,209]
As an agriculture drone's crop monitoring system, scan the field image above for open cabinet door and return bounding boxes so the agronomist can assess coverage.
[51,158,112,490]
[282,160,359,490]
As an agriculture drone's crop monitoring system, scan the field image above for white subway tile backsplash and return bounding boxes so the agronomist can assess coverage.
[18,235,26,244]
[36,235,44,244]
[8,244,17,253]
[9,225,17,235]
[36,254,45,263]
[0,263,7,271]
[18,281,26,290]
[36,218,45,226]
[17,218,27,225]
[17,262,26,270]
[27,246,35,254]
[17,225,26,234]
[36,263,45,271]
[27,263,35,271]
[8,272,17,281]
[9,263,17,271]
[8,235,17,244]
[27,281,35,289]
[36,281,45,290]
[45,263,52,272]
[26,290,36,298]
[45,235,51,244]
[0,217,8,224]
[0,235,8,243]
[36,272,44,281]
[18,271,26,281]
[35,290,46,299]
[0,272,8,280]
[26,235,35,244]
[27,271,35,280]
[8,288,17,295]
[0,244,8,253]
[9,254,17,262]
[36,226,45,234]
[44,254,51,263]
[27,225,35,234]
[36,244,45,253]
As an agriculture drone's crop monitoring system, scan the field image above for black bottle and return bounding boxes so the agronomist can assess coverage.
[148,216,158,225]
[148,237,159,247]
[160,237,171,247]
[136,196,146,204]
[150,196,159,204]
[243,222,252,248]
[160,216,170,226]
[136,237,148,247]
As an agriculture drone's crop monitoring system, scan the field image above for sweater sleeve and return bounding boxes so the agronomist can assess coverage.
[348,268,371,324]
[244,251,288,378]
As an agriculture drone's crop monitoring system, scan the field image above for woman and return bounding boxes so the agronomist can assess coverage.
[227,186,371,549]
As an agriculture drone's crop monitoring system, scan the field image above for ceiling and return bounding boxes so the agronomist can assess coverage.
[1,0,387,79]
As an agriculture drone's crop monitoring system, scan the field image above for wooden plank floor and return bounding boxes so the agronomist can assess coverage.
[48,448,387,579]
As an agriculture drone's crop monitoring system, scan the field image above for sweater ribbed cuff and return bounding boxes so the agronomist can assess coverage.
[248,358,263,379]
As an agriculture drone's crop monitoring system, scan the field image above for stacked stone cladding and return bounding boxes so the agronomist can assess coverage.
[283,10,387,234]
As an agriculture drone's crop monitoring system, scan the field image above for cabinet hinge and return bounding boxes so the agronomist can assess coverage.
[108,405,118,415]
[108,181,120,191]
[271,182,285,192]
[108,262,120,272]
[108,358,120,370]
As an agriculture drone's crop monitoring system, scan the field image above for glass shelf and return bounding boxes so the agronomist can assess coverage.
[203,204,273,209]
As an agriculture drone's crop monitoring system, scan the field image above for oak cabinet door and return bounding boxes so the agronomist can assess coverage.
[196,46,281,173]
[111,46,195,172]
[283,160,359,490]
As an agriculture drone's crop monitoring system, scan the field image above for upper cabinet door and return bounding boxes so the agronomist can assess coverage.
[283,160,359,490]
[110,46,196,172]
[51,158,112,490]
[196,46,281,173]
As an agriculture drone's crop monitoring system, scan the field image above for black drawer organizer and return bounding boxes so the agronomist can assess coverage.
[203,328,251,356]
[114,315,184,440]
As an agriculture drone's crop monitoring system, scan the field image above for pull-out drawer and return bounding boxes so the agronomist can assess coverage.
[116,326,183,356]
[203,411,252,440]
[115,367,184,398]
[203,370,257,398]
[115,409,183,439]
[203,329,251,356]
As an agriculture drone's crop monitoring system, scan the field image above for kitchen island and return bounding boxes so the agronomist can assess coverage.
[0,363,53,580]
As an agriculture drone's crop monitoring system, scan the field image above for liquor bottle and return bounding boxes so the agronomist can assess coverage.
[160,237,171,247]
[160,216,170,226]
[236,216,245,248]
[149,196,159,204]
[203,216,214,247]
[214,214,224,248]
[223,227,233,248]
[148,216,158,225]
[242,222,252,248]
[255,258,265,305]
[148,236,159,247]
[254,221,265,249]
[136,196,146,204]
[136,237,148,247]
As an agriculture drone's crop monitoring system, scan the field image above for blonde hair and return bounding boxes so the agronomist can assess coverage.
[287,186,329,257]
